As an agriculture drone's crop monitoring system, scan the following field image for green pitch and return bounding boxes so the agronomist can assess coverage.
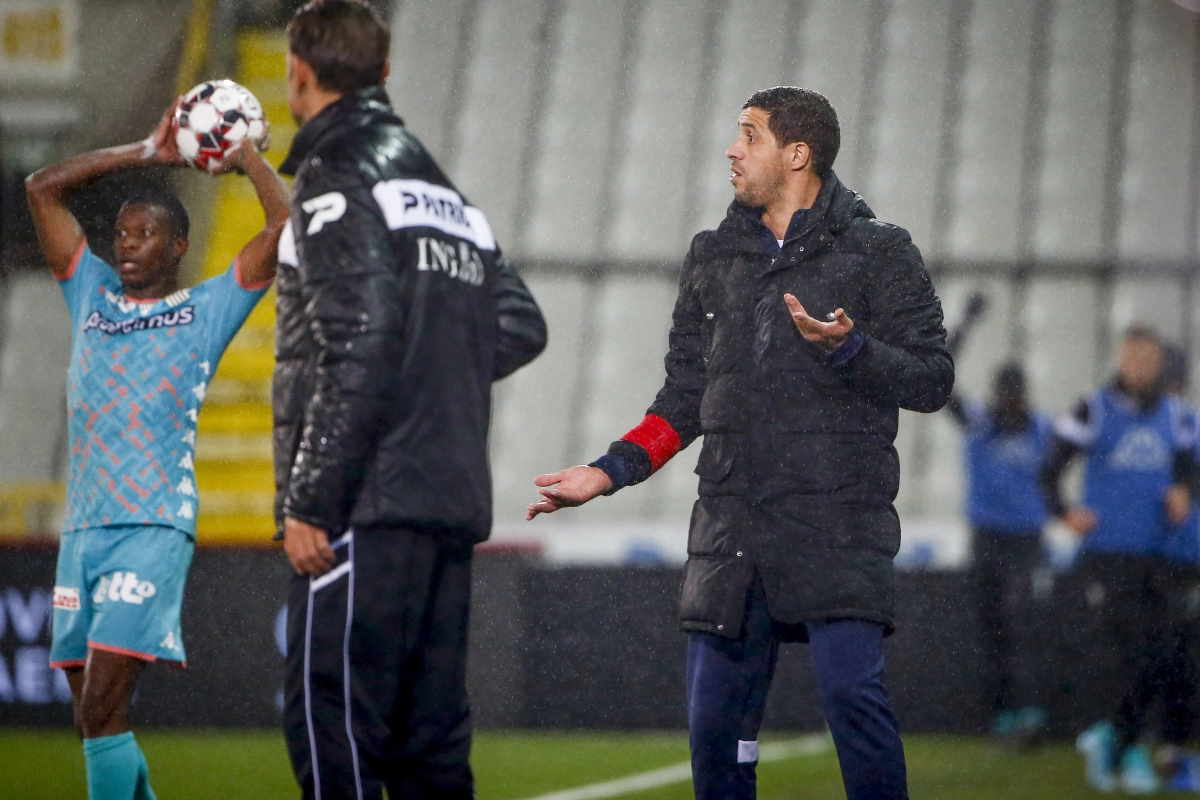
[0,730,1158,799]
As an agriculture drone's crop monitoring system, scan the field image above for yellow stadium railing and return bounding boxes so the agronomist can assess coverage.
[0,482,64,539]
[193,29,294,544]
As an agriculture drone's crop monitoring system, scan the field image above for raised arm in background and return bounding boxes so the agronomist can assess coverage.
[942,292,989,426]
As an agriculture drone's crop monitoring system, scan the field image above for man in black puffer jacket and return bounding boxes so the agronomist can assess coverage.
[274,3,546,798]
[529,88,952,800]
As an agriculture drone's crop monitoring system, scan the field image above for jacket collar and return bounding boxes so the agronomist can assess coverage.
[279,86,397,176]
[712,171,872,258]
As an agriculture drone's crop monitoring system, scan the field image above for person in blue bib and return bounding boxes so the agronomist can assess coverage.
[946,294,1053,743]
[1041,326,1196,794]
[25,101,289,800]
[1141,346,1200,790]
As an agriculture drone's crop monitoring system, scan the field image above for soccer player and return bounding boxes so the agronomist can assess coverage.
[1041,326,1195,793]
[945,295,1053,743]
[528,87,953,800]
[273,3,545,798]
[26,102,289,799]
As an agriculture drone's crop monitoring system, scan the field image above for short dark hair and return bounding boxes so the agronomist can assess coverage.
[743,87,840,177]
[289,0,390,96]
[119,189,189,240]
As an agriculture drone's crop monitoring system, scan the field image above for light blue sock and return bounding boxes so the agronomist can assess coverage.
[83,732,156,800]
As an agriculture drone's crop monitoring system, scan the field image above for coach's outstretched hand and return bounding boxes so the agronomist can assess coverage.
[783,293,854,352]
[284,516,336,576]
[526,466,613,520]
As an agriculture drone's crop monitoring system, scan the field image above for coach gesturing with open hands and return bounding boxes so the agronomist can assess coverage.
[528,88,952,800]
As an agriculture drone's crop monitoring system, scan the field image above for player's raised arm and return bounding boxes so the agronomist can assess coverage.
[214,133,290,286]
[25,101,186,277]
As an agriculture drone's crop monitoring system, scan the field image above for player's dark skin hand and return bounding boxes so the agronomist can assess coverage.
[284,516,336,576]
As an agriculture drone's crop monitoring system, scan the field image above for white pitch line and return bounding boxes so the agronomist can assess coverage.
[517,734,831,800]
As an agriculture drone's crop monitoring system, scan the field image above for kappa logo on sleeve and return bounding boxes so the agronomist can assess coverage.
[52,586,80,611]
[302,192,347,235]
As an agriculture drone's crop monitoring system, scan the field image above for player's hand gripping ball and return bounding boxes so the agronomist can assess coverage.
[174,80,266,172]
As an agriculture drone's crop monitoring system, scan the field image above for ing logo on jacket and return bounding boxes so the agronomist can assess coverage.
[415,237,485,286]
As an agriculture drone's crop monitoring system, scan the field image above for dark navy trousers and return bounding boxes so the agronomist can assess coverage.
[687,579,908,800]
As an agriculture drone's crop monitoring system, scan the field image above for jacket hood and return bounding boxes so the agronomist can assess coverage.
[280,86,398,176]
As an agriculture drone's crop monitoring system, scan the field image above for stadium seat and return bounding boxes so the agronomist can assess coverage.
[790,0,875,193]
[861,0,956,259]
[692,0,793,233]
[448,0,548,249]
[606,0,711,261]
[945,0,1036,261]
[522,0,628,261]
[0,274,71,486]
[1032,1,1116,261]
[1023,278,1102,413]
[1116,0,1198,262]
[386,0,473,166]
[1110,278,1185,351]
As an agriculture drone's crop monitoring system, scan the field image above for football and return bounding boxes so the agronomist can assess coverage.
[174,80,266,172]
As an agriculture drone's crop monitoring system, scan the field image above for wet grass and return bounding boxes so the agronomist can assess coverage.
[0,729,1163,799]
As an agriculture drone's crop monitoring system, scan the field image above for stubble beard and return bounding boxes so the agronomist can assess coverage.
[733,168,787,210]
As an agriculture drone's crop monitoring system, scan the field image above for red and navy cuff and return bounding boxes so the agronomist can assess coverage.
[590,414,683,494]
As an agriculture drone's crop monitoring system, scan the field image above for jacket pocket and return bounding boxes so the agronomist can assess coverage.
[678,555,755,638]
[694,434,736,482]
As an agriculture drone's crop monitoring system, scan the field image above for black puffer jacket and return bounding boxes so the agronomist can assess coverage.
[273,87,546,541]
[603,173,952,638]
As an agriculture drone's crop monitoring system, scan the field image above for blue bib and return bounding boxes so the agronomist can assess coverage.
[963,401,1051,533]
[1081,389,1185,555]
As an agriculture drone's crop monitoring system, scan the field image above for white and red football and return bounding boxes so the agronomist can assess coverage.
[174,80,266,172]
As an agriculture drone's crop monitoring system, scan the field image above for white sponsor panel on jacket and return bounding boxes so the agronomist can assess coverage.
[371,178,496,251]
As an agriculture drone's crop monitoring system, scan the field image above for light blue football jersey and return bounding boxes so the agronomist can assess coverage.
[58,242,268,537]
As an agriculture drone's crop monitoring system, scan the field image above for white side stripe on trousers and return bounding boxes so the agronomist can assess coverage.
[304,529,361,800]
[342,532,363,800]
[516,734,829,800]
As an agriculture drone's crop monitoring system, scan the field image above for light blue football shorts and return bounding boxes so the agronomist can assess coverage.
[49,525,194,668]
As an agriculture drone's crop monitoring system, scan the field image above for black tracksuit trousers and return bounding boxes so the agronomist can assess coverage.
[1079,552,1166,754]
[970,529,1043,714]
[283,527,475,800]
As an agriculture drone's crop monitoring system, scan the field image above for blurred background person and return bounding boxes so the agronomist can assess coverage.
[945,293,1053,745]
[1143,345,1200,790]
[1042,326,1195,794]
